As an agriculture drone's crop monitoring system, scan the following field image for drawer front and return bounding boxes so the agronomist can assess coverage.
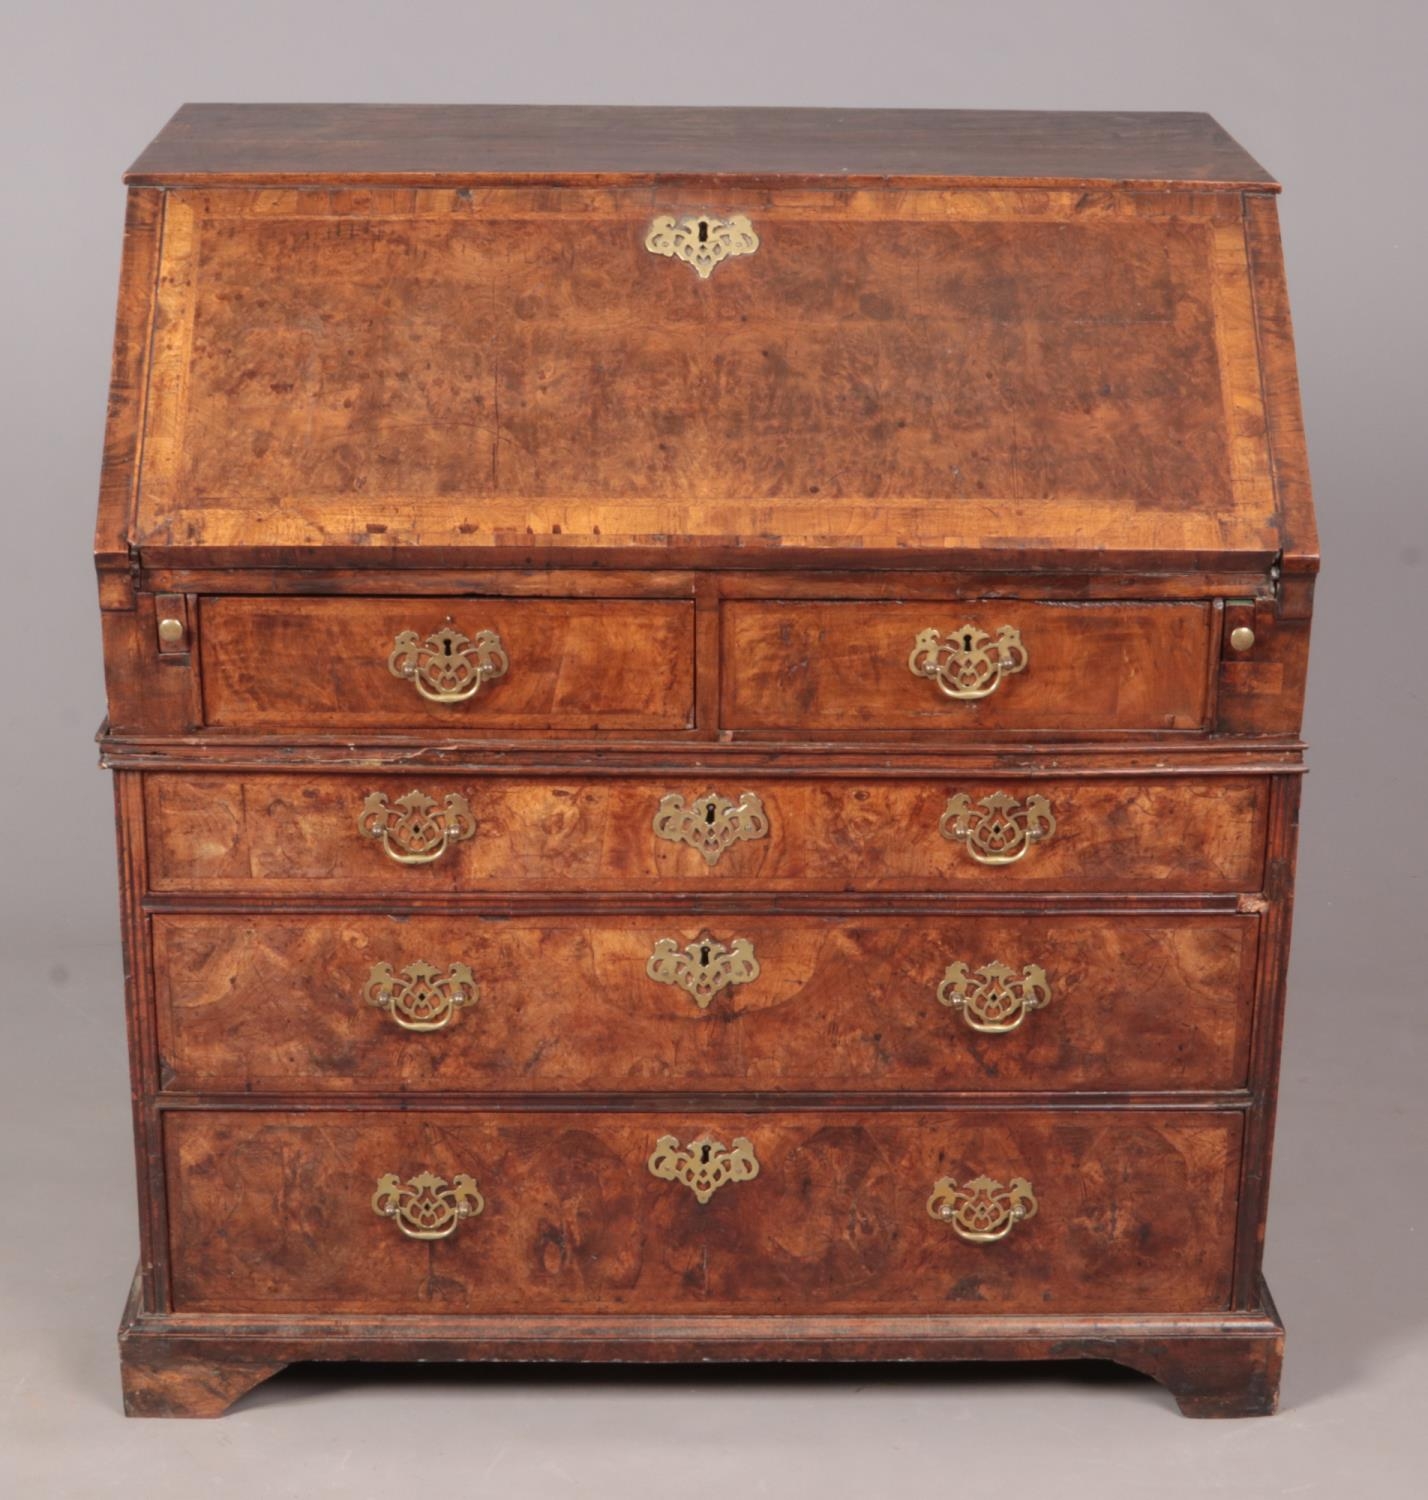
[153,913,1258,1094]
[723,602,1213,732]
[165,1109,1243,1315]
[200,597,695,731]
[144,774,1267,894]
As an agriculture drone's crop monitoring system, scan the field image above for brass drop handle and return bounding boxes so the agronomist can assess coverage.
[909,624,1027,700]
[388,623,509,703]
[939,792,1056,866]
[937,962,1051,1034]
[365,961,477,1031]
[928,1174,1038,1243]
[647,935,760,1010]
[357,790,477,866]
[648,1133,760,1203]
[372,1171,485,1240]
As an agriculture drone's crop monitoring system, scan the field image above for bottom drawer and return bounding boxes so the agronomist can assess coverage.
[165,1109,1243,1316]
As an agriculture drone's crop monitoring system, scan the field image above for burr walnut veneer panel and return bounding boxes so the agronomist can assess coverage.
[164,1109,1244,1316]
[722,601,1214,732]
[200,597,695,730]
[133,184,1279,566]
[142,773,1269,894]
[152,911,1258,1094]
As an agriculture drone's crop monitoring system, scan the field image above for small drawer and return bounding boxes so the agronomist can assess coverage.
[165,1108,1242,1315]
[722,602,1213,732]
[153,912,1259,1094]
[199,596,695,731]
[143,773,1268,895]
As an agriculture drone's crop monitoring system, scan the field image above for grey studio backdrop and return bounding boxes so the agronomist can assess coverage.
[2,2,1424,1496]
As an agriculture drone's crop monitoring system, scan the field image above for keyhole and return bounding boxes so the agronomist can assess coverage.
[699,1143,712,1164]
[699,944,711,967]
[961,632,974,651]
[705,803,717,826]
[697,219,710,244]
[442,638,454,656]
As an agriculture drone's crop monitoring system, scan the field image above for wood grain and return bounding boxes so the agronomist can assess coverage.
[1216,598,1311,736]
[723,601,1213,732]
[1243,194,1319,578]
[127,105,1276,189]
[200,597,694,731]
[116,1265,1284,1417]
[95,188,164,579]
[163,1108,1244,1315]
[151,911,1259,1094]
[141,772,1269,895]
[130,187,1278,568]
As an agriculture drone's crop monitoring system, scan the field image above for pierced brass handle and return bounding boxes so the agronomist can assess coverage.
[939,792,1055,866]
[909,624,1027,700]
[648,1133,760,1203]
[652,790,769,867]
[372,1170,484,1240]
[928,1174,1037,1243]
[388,623,508,703]
[357,789,476,865]
[937,961,1051,1034]
[645,213,759,279]
[366,960,477,1031]
[647,935,760,1010]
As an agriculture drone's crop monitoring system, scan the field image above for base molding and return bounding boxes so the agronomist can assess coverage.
[118,1271,1284,1419]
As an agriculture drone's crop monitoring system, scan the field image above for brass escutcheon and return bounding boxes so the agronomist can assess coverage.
[652,790,769,866]
[388,622,509,703]
[647,1133,760,1203]
[937,961,1051,1034]
[365,960,478,1032]
[357,789,477,865]
[939,792,1056,866]
[927,1174,1038,1243]
[908,624,1028,700]
[645,213,759,279]
[372,1170,484,1240]
[647,935,760,1010]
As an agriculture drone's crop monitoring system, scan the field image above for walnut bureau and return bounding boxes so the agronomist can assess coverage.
[95,105,1316,1417]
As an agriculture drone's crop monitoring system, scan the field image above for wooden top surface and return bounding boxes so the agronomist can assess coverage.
[126,104,1277,190]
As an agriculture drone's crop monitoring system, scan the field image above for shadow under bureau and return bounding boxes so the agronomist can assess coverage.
[94,104,1316,1417]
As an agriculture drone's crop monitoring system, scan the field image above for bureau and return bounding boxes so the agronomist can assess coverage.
[96,105,1316,1418]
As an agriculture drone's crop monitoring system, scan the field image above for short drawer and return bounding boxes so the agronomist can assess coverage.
[164,1108,1243,1315]
[153,912,1258,1094]
[199,596,695,731]
[143,772,1268,894]
[722,602,1213,733]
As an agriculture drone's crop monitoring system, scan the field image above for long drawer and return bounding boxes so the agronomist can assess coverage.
[199,596,696,731]
[152,912,1259,1094]
[164,1108,1244,1315]
[722,601,1214,732]
[143,773,1268,894]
